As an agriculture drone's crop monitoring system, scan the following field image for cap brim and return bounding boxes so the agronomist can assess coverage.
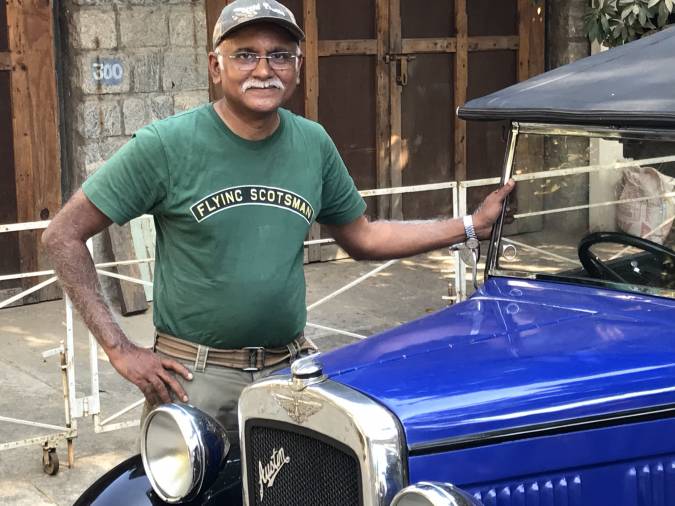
[217,17,305,47]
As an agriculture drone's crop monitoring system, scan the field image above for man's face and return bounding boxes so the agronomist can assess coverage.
[209,23,302,117]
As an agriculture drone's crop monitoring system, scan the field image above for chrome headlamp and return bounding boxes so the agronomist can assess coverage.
[391,482,483,506]
[140,403,230,503]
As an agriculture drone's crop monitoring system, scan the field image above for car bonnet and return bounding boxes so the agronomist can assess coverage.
[316,277,675,449]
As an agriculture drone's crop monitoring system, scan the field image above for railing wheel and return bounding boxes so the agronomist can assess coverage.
[42,446,59,475]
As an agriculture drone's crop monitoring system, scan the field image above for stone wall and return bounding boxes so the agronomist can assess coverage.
[60,0,211,190]
[57,0,212,305]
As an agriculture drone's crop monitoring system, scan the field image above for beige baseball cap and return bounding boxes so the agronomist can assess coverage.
[212,0,305,49]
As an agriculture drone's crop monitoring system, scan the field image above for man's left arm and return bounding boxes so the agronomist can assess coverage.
[325,180,515,261]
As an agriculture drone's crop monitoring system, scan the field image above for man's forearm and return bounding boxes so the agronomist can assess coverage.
[47,236,132,357]
[328,180,515,261]
[43,190,192,405]
[349,218,467,260]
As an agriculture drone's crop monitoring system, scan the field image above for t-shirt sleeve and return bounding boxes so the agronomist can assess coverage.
[82,125,169,225]
[316,134,367,225]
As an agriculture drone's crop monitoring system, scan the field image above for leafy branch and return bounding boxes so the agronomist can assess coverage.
[585,0,674,47]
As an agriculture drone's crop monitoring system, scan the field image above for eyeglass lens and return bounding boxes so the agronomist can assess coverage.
[230,52,296,70]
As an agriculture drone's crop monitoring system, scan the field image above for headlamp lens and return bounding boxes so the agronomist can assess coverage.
[145,411,194,500]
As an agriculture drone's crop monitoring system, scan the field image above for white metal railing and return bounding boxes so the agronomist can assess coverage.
[0,219,77,469]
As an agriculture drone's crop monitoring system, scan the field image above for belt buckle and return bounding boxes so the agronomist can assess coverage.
[243,347,265,372]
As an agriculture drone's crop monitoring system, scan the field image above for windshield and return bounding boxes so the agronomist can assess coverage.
[492,125,675,298]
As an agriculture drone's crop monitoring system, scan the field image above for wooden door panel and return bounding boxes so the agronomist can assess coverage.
[468,0,517,36]
[466,50,516,185]
[0,0,7,51]
[318,56,377,206]
[466,50,515,212]
[315,0,377,210]
[278,0,304,117]
[2,0,20,292]
[4,0,61,303]
[401,0,455,38]
[397,0,457,220]
[0,70,20,287]
[318,0,375,39]
[401,53,454,220]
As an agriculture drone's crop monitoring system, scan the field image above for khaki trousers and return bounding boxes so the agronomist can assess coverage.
[140,348,294,446]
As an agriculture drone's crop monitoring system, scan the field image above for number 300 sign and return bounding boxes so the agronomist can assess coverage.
[91,58,124,85]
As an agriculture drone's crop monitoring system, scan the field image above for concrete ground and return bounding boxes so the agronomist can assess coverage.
[0,250,465,505]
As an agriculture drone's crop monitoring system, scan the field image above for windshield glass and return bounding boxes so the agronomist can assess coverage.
[493,126,675,298]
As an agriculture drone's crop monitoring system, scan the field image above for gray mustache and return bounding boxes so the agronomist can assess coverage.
[241,78,285,92]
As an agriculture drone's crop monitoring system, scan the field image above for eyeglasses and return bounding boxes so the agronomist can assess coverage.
[223,51,299,71]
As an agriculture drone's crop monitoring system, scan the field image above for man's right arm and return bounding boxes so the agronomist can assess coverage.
[42,189,192,405]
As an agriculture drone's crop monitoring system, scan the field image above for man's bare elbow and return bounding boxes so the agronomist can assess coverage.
[42,221,68,257]
[42,190,112,256]
[42,216,86,259]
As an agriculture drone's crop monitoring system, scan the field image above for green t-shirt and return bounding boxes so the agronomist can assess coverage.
[83,105,366,348]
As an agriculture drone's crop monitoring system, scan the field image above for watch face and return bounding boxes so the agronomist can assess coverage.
[466,237,480,250]
[458,239,481,266]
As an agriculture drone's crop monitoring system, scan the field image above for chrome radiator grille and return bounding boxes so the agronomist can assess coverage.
[245,421,361,506]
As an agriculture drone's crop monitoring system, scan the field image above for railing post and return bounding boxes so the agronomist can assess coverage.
[456,182,469,301]
[86,238,101,420]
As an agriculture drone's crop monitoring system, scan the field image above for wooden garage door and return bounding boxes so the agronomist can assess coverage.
[0,1,20,296]
[205,0,544,257]
[1,0,61,304]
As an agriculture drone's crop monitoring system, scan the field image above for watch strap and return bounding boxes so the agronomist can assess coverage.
[462,214,477,240]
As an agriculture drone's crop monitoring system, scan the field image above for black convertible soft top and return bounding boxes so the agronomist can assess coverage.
[458,26,675,128]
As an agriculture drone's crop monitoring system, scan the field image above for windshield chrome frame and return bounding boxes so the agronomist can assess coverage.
[485,122,675,292]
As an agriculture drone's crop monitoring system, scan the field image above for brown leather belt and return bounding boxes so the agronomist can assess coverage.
[155,331,316,372]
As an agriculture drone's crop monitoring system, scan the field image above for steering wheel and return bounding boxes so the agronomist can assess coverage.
[578,232,675,283]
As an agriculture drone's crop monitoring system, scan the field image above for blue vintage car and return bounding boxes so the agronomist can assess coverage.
[76,27,675,506]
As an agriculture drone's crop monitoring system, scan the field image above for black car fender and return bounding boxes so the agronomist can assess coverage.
[74,450,242,506]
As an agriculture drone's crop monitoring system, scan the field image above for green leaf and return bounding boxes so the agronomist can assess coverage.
[658,4,669,23]
[583,0,670,45]
[589,25,600,43]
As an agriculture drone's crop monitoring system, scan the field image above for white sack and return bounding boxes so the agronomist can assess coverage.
[616,166,675,244]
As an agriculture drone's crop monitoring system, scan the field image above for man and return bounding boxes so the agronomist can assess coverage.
[43,0,514,442]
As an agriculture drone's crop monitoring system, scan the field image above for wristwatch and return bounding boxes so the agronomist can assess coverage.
[449,215,480,253]
[462,215,479,250]
[450,215,481,291]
